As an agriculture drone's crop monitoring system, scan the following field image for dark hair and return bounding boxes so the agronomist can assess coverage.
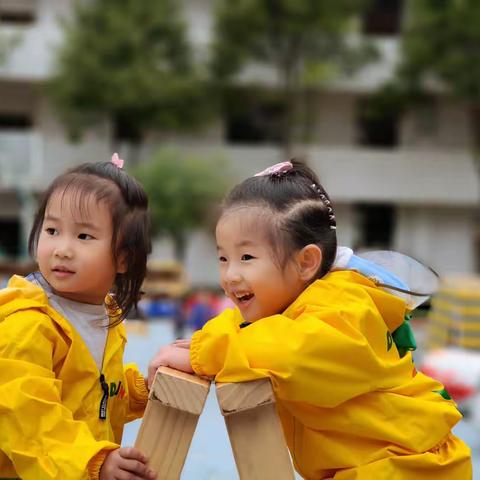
[222,159,337,279]
[29,162,151,323]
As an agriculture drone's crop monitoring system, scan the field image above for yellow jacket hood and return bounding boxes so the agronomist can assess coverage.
[285,270,407,333]
[0,274,51,317]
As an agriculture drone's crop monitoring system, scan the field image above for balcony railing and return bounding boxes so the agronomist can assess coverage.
[182,144,480,206]
[0,132,478,206]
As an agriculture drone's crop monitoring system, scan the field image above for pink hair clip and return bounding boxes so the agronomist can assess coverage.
[111,153,124,169]
[254,161,293,177]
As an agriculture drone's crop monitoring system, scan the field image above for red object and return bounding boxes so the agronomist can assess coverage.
[420,366,476,403]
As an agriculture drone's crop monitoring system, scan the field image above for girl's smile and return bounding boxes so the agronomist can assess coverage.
[231,290,255,313]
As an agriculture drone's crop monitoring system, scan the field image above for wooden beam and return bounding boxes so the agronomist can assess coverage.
[216,378,295,480]
[135,366,211,479]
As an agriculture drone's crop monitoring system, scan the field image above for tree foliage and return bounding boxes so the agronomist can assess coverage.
[49,0,211,145]
[390,0,480,156]
[210,0,375,152]
[0,31,21,65]
[0,35,9,64]
[399,0,480,104]
[132,148,228,260]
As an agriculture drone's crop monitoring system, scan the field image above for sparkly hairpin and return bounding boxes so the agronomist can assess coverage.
[254,161,293,177]
[111,153,124,169]
[312,183,337,230]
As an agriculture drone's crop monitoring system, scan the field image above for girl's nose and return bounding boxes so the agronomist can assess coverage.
[54,242,73,259]
[225,265,242,284]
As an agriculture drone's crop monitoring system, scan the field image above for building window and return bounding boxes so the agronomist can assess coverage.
[0,11,35,23]
[0,113,32,130]
[362,0,403,36]
[224,88,286,145]
[356,204,396,250]
[113,117,142,144]
[356,97,399,148]
[0,0,36,24]
[0,219,20,258]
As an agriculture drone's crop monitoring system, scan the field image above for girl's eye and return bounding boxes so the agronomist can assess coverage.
[78,233,94,240]
[46,228,58,236]
[218,256,227,263]
[241,254,254,261]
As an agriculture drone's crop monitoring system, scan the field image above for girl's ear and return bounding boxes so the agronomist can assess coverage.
[295,244,322,282]
[116,252,128,274]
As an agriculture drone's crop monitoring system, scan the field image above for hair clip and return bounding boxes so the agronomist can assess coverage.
[254,161,293,177]
[111,153,124,169]
[312,184,337,230]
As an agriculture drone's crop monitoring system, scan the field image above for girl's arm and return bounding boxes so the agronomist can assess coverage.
[188,306,409,407]
[147,308,260,387]
[148,343,193,389]
[123,363,150,422]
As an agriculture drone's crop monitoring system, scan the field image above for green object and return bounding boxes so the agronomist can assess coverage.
[433,389,452,401]
[392,314,417,358]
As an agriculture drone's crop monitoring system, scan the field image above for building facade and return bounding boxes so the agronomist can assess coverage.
[0,0,478,285]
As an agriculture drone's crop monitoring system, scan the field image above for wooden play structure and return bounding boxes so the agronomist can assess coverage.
[135,366,295,479]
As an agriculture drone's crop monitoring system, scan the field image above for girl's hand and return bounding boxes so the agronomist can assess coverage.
[172,339,191,349]
[148,344,193,389]
[100,447,156,480]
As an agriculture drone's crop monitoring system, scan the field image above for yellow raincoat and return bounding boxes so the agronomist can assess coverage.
[0,275,149,479]
[191,271,472,479]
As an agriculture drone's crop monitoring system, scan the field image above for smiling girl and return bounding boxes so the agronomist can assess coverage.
[149,160,471,480]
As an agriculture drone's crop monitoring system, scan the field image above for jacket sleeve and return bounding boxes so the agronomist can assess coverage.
[123,363,149,423]
[190,305,409,407]
[0,310,117,480]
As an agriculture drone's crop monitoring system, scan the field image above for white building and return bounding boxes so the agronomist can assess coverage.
[0,0,478,285]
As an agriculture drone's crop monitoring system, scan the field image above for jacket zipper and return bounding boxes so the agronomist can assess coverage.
[98,328,110,420]
[99,373,109,420]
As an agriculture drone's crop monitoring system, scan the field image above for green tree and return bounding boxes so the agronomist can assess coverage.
[0,31,21,65]
[394,0,480,157]
[210,0,375,154]
[49,0,212,159]
[132,148,228,260]
[0,36,8,64]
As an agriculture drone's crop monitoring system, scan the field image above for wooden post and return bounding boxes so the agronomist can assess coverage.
[216,378,295,480]
[135,366,211,479]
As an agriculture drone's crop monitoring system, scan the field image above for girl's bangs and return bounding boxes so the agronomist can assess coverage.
[50,174,120,222]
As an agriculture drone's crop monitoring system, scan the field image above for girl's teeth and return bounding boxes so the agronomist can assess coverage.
[238,293,253,301]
